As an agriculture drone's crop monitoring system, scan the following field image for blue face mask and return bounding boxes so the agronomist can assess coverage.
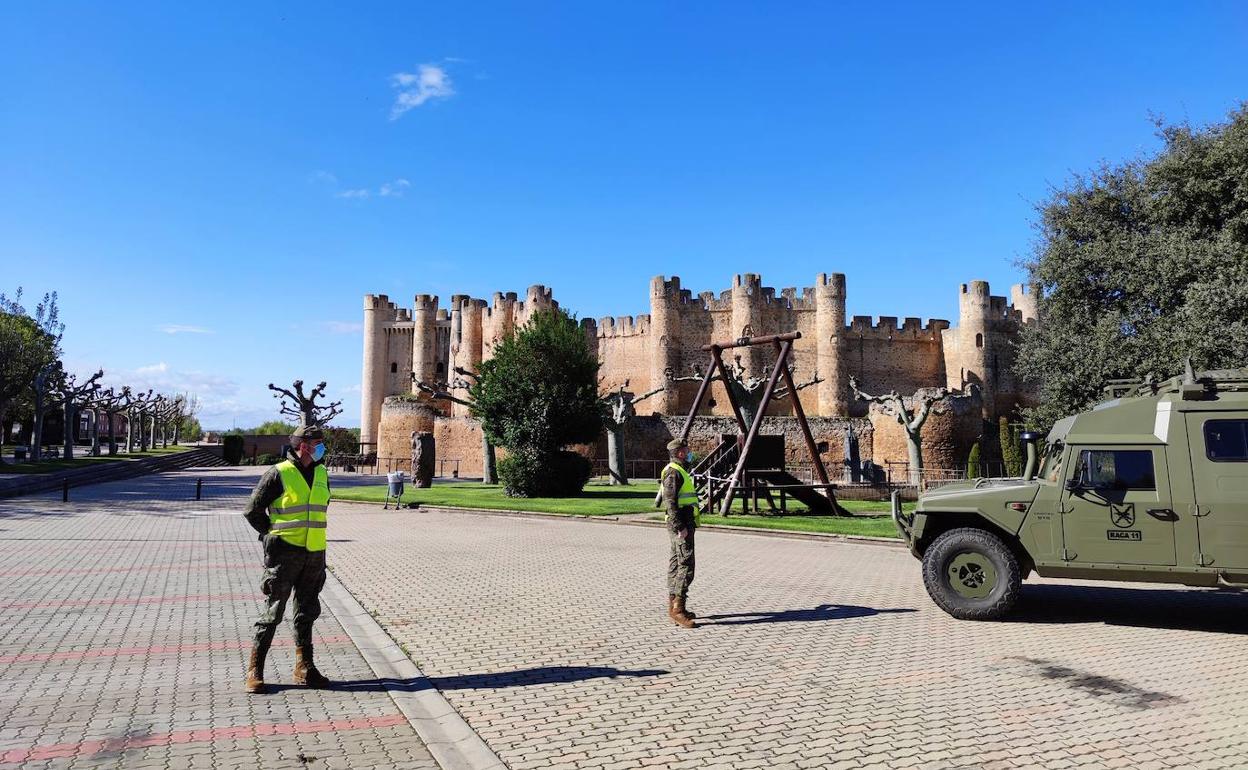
[686,451,696,464]
[311,443,326,462]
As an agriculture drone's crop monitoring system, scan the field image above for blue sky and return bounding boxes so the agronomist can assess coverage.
[2,2,1245,429]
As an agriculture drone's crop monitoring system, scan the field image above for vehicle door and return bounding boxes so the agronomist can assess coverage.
[1185,415,1248,570]
[1060,446,1177,566]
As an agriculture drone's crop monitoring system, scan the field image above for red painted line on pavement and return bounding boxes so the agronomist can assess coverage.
[0,714,410,764]
[0,562,252,577]
[0,593,257,610]
[0,634,352,664]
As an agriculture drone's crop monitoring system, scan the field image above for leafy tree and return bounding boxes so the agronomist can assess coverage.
[252,420,297,435]
[323,426,359,455]
[471,309,603,497]
[1018,104,1248,428]
[179,415,204,443]
[0,289,63,463]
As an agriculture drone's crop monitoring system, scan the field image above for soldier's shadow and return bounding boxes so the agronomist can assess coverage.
[322,665,669,693]
[698,604,916,626]
[1009,584,1248,634]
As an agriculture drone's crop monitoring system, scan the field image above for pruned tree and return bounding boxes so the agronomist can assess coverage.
[850,375,969,486]
[268,380,343,427]
[93,386,129,456]
[124,388,154,453]
[415,366,497,483]
[600,380,665,485]
[669,355,822,428]
[28,362,66,462]
[57,369,103,460]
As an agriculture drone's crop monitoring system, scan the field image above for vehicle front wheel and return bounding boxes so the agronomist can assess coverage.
[921,527,1021,620]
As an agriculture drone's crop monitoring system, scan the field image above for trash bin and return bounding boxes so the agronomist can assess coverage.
[385,471,406,509]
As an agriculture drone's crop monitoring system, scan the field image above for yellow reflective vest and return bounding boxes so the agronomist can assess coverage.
[662,462,700,527]
[268,460,330,551]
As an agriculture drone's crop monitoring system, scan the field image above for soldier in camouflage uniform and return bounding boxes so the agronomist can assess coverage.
[662,438,698,629]
[242,424,332,693]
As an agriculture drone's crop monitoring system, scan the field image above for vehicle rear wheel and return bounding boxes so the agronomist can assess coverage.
[921,527,1021,620]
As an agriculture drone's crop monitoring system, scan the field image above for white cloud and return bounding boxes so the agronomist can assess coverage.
[159,324,213,335]
[390,64,454,119]
[330,178,410,201]
[379,178,410,197]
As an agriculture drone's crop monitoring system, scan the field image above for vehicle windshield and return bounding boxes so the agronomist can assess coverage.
[1038,440,1063,482]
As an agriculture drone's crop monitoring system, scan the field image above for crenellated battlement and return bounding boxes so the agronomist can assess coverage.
[848,316,951,338]
[363,270,1036,440]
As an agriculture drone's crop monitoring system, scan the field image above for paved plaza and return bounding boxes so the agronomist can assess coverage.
[2,467,1248,769]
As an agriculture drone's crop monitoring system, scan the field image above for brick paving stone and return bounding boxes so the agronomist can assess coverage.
[0,468,437,770]
[322,499,1248,770]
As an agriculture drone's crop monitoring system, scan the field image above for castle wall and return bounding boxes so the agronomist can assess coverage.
[363,273,1038,467]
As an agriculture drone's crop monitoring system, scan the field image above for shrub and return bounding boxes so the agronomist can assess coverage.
[256,453,282,466]
[222,435,244,466]
[472,310,603,497]
[966,441,982,480]
[498,449,593,498]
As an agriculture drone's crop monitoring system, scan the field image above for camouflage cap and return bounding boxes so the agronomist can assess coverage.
[666,438,688,453]
[290,424,325,442]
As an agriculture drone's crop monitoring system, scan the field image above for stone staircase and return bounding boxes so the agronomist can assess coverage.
[0,448,228,500]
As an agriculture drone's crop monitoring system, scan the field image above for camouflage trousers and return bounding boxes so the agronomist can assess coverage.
[252,535,327,650]
[667,505,696,597]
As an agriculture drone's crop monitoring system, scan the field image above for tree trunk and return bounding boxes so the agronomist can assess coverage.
[607,425,628,485]
[0,400,7,466]
[31,405,44,462]
[906,431,923,487]
[125,412,134,453]
[148,414,156,451]
[482,435,497,484]
[63,401,75,460]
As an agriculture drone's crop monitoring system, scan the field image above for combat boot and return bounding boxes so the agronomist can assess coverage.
[680,592,697,619]
[293,645,330,688]
[670,596,695,629]
[244,645,267,694]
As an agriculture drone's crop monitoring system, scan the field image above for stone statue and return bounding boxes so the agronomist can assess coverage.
[410,430,435,488]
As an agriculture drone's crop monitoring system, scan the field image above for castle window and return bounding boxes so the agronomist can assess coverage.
[390,362,398,373]
[975,333,983,349]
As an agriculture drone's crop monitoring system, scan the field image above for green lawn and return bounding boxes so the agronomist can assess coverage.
[333,480,910,538]
[0,445,190,474]
[332,481,663,516]
[678,513,901,538]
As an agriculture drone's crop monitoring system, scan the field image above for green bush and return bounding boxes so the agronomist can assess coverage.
[223,435,244,466]
[472,310,603,497]
[966,442,982,480]
[256,452,282,466]
[498,449,593,498]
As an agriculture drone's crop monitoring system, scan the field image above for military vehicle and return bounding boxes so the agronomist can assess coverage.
[892,363,1248,620]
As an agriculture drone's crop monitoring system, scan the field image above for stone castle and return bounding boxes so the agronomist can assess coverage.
[360,273,1037,475]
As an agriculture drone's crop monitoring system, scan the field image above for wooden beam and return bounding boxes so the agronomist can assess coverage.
[775,339,830,487]
[700,332,800,352]
[719,340,791,515]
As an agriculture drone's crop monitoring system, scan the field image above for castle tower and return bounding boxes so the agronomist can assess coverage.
[953,280,994,417]
[1010,283,1038,323]
[649,276,682,415]
[452,298,487,417]
[411,294,438,392]
[360,294,392,447]
[815,272,848,416]
[731,273,765,378]
[485,292,518,358]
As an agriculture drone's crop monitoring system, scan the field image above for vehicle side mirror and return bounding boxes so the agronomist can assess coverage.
[1064,478,1084,493]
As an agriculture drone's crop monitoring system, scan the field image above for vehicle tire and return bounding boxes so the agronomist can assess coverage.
[921,527,1021,621]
